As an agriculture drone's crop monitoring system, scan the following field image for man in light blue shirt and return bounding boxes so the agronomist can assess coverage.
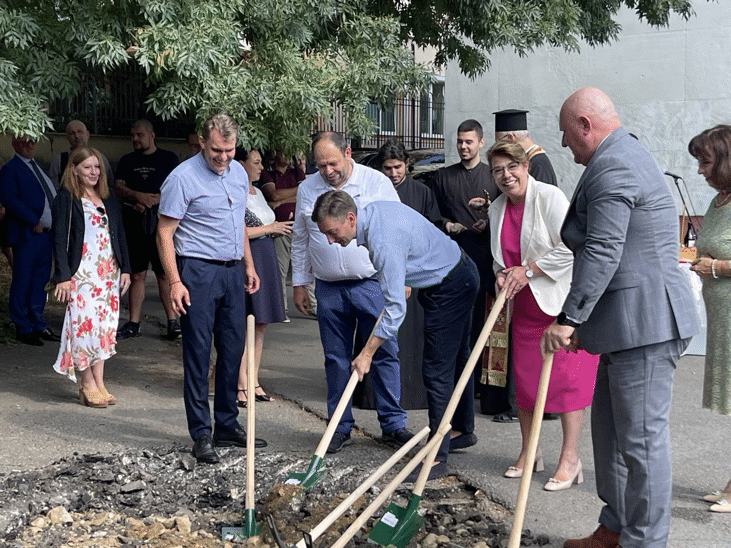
[313,190,480,481]
[158,114,265,464]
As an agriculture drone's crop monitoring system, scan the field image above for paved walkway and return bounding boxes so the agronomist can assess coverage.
[0,282,728,547]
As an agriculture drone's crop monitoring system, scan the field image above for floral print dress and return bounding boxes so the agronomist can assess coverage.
[53,199,121,381]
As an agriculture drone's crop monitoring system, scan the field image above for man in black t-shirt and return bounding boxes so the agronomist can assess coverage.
[114,120,180,339]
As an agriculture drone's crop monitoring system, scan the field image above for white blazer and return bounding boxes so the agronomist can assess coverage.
[488,175,573,316]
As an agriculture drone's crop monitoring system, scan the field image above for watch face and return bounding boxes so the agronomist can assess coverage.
[525,268,533,278]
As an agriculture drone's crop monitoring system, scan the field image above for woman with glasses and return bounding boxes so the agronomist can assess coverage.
[471,140,598,491]
[51,147,131,407]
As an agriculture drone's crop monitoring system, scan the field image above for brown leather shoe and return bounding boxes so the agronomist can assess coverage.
[563,525,620,548]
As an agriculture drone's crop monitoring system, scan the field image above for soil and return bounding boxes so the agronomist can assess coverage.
[0,444,550,548]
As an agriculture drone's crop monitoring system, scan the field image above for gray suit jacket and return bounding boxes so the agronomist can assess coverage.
[560,127,698,355]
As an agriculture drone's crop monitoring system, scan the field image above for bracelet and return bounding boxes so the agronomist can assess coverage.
[712,259,718,279]
[170,280,182,286]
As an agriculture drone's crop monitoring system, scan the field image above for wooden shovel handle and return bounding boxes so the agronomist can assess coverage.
[507,352,555,548]
[314,310,385,459]
[412,288,508,495]
[330,423,452,548]
[297,426,431,548]
[245,314,256,513]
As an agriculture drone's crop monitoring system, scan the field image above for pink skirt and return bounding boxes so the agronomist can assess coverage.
[512,286,598,413]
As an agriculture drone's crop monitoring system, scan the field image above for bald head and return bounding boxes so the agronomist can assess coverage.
[65,120,89,150]
[559,87,621,165]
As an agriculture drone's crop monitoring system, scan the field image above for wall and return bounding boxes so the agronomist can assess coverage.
[444,2,731,216]
[0,134,189,174]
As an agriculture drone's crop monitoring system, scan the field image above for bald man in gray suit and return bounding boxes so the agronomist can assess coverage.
[542,88,698,548]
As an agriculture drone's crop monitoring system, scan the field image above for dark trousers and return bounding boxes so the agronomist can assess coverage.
[9,231,51,335]
[178,257,246,441]
[418,254,480,463]
[315,277,406,435]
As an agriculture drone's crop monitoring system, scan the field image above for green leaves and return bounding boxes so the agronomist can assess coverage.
[0,0,693,146]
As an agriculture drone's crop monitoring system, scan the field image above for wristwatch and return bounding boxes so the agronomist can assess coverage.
[524,266,534,279]
[556,312,581,328]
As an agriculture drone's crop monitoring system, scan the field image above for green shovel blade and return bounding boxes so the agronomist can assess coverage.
[284,455,325,489]
[369,495,424,548]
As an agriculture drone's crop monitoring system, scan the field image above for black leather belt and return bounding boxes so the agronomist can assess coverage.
[184,256,240,267]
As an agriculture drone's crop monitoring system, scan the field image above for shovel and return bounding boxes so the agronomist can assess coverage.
[220,315,260,540]
[369,288,508,547]
[284,310,384,489]
[266,427,430,548]
[507,351,555,548]
[329,423,452,548]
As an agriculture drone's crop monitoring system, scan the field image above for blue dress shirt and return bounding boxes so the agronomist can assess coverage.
[356,201,462,340]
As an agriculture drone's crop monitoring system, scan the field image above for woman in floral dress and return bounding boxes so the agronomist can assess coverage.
[51,147,131,408]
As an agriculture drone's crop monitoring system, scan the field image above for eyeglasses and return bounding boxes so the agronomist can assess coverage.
[490,162,522,178]
[96,206,108,227]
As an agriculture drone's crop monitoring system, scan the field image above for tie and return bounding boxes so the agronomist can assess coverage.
[29,159,56,205]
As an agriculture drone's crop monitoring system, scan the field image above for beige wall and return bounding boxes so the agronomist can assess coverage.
[444,2,731,213]
[0,134,189,173]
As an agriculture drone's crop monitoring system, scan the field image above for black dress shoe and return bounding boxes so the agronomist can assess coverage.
[449,432,478,452]
[492,410,518,423]
[17,332,43,346]
[213,424,267,448]
[404,461,449,483]
[38,327,61,342]
[193,435,220,464]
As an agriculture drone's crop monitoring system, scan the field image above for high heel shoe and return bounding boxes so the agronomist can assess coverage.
[100,387,116,405]
[704,490,731,503]
[79,387,108,408]
[544,459,583,491]
[236,389,247,408]
[504,448,544,478]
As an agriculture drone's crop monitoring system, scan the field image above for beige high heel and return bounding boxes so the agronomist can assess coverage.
[100,387,116,405]
[544,459,583,491]
[504,448,544,478]
[79,387,108,408]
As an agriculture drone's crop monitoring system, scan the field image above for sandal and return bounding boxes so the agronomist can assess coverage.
[237,389,247,408]
[254,385,274,402]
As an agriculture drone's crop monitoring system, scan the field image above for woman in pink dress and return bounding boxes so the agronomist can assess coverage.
[484,140,599,491]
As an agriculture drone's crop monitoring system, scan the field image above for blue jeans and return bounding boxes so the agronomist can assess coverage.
[418,254,479,463]
[315,278,406,435]
[178,257,246,441]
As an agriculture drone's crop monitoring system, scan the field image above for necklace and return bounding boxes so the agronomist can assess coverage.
[716,192,731,207]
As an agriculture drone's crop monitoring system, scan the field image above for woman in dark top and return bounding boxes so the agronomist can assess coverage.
[52,147,131,408]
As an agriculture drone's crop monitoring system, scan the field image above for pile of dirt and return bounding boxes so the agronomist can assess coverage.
[0,445,550,547]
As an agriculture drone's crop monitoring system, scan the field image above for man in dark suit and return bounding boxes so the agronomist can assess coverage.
[0,136,60,345]
[542,88,698,548]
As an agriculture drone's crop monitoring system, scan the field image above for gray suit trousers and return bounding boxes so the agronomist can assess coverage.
[593,338,688,548]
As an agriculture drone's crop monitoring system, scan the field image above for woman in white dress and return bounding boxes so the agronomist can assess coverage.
[51,147,131,407]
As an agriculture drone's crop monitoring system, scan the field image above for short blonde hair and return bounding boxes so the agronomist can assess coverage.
[487,139,528,166]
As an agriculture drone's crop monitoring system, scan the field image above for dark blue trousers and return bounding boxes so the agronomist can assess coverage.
[315,277,406,435]
[418,254,479,463]
[178,257,246,441]
[9,231,51,335]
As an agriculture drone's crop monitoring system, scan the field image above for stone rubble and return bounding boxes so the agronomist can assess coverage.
[0,445,552,547]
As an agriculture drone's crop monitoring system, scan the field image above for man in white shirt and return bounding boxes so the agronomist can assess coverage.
[291,132,412,453]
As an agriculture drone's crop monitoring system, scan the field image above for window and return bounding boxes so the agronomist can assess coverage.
[366,100,396,134]
[420,80,444,137]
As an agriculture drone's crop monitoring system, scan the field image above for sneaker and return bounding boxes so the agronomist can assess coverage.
[326,432,352,454]
[117,321,140,340]
[381,428,416,448]
[167,318,181,339]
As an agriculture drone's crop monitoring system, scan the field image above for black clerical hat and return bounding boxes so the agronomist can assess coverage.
[494,109,528,132]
